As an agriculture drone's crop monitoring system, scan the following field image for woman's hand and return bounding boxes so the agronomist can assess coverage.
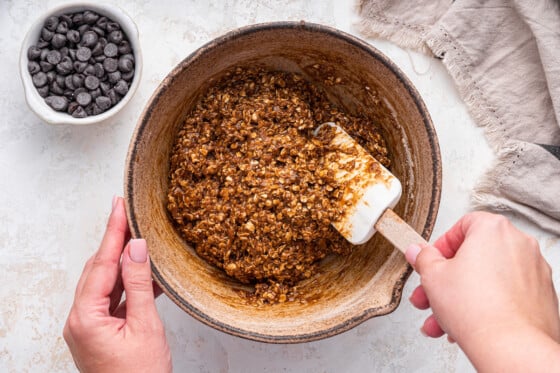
[63,197,171,373]
[406,211,560,371]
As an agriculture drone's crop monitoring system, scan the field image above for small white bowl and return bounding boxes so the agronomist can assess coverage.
[19,2,142,125]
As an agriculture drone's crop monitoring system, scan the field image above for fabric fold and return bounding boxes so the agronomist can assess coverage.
[358,0,560,235]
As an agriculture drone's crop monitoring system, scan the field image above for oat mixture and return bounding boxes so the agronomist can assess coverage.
[167,67,390,304]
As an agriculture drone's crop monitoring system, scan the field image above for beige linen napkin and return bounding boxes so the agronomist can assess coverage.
[357,0,560,234]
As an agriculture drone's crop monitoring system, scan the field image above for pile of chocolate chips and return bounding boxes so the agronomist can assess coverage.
[27,10,135,118]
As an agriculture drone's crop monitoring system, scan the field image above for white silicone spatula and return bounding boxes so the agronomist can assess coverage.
[315,122,428,253]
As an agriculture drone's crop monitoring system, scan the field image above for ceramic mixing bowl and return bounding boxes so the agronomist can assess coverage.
[125,22,441,343]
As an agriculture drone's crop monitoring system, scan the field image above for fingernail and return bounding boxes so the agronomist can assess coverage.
[129,239,148,263]
[405,244,421,266]
[112,195,118,211]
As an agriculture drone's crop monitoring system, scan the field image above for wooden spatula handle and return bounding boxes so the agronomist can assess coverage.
[374,209,428,254]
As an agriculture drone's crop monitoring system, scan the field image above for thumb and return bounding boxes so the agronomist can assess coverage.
[405,244,446,275]
[122,239,159,326]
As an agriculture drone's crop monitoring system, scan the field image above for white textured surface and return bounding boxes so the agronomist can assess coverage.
[1,1,559,372]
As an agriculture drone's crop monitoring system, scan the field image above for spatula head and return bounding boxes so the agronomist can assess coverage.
[315,122,402,245]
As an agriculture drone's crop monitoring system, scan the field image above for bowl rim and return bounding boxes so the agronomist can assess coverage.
[19,1,143,125]
[125,21,442,343]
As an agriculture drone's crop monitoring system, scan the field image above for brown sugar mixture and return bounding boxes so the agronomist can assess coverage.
[167,67,390,305]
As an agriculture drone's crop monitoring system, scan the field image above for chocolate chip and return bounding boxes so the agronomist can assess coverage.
[37,40,49,50]
[60,14,73,28]
[72,73,85,88]
[63,89,74,100]
[93,63,104,78]
[122,70,134,82]
[90,88,101,100]
[45,95,68,111]
[50,33,66,49]
[46,50,62,65]
[67,29,80,44]
[91,42,104,56]
[103,43,118,58]
[107,71,121,84]
[83,11,99,25]
[40,48,49,61]
[92,103,103,115]
[76,91,92,106]
[106,22,120,33]
[60,47,69,58]
[50,81,64,95]
[32,72,48,87]
[117,56,134,73]
[113,80,128,96]
[74,87,87,96]
[94,55,106,63]
[72,106,87,118]
[83,65,96,76]
[56,57,73,75]
[55,75,66,88]
[84,75,99,90]
[103,58,118,73]
[68,48,77,60]
[27,46,42,60]
[96,16,108,29]
[77,24,90,36]
[72,13,85,26]
[81,30,98,47]
[92,26,105,37]
[37,86,49,97]
[76,47,92,62]
[73,61,87,73]
[67,101,79,114]
[46,71,56,83]
[28,61,41,74]
[56,21,69,34]
[105,30,121,45]
[65,75,75,90]
[40,61,54,72]
[60,55,73,65]
[85,103,94,115]
[100,81,111,94]
[41,28,54,41]
[94,38,108,56]
[44,16,59,32]
[117,40,132,55]
[107,89,119,105]
[95,95,112,111]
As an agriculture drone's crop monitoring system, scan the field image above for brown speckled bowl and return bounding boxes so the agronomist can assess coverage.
[125,22,441,343]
